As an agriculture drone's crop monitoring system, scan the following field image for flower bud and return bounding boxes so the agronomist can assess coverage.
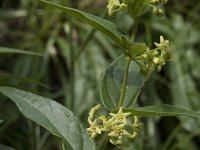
[153,57,160,65]
[153,7,164,17]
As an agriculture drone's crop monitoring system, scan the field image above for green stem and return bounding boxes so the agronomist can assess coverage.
[117,17,140,108]
[131,17,140,43]
[117,56,131,108]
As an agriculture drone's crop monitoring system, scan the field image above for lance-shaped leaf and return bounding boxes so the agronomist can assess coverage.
[0,47,43,56]
[0,87,96,150]
[40,0,122,47]
[100,54,144,111]
[123,104,200,117]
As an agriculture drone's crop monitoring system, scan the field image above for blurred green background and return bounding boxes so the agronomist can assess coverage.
[0,0,200,149]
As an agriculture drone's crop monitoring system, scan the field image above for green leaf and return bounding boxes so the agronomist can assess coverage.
[100,55,144,111]
[0,87,96,150]
[124,104,200,117]
[129,43,147,57]
[120,35,147,57]
[0,144,15,150]
[128,0,150,17]
[40,0,122,47]
[0,47,43,56]
[0,120,3,124]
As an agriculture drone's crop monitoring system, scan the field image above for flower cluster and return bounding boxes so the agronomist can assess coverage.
[107,0,128,16]
[87,105,143,147]
[150,0,169,17]
[136,36,170,80]
[107,0,169,18]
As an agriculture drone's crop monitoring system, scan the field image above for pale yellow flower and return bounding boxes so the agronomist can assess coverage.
[87,119,101,138]
[109,107,131,123]
[154,36,170,51]
[108,124,130,137]
[99,116,114,132]
[108,124,130,146]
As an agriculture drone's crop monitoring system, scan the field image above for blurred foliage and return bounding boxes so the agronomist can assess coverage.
[0,0,200,149]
